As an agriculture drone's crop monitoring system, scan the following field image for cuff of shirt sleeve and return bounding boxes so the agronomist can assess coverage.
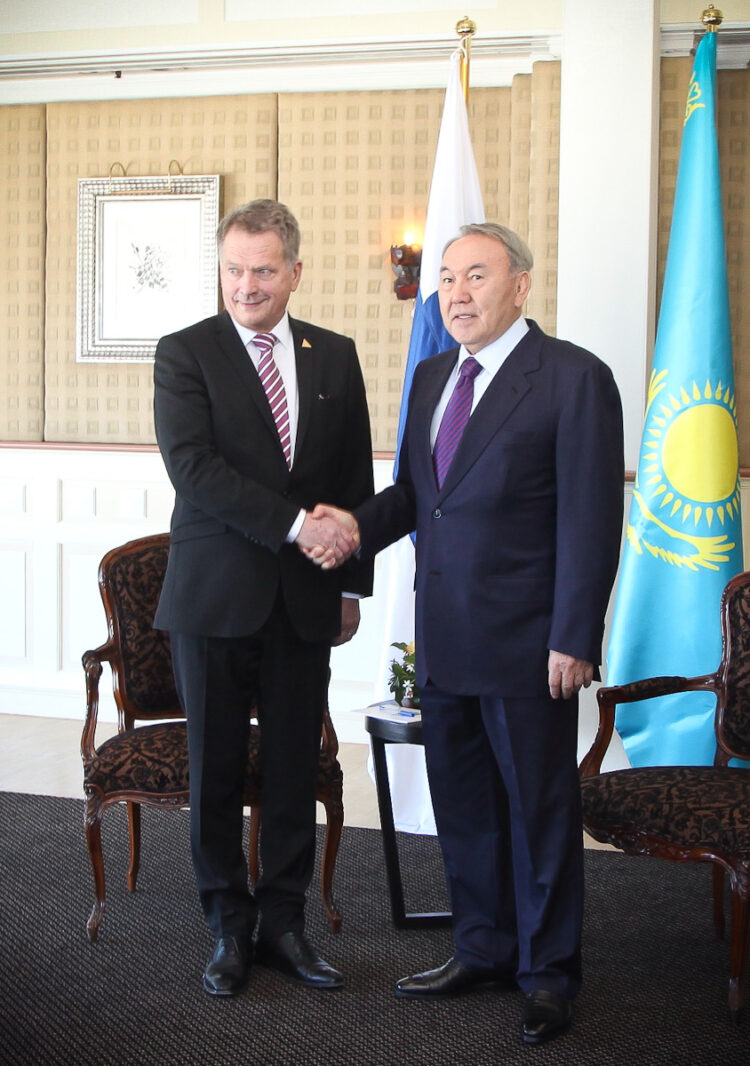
[286,509,306,543]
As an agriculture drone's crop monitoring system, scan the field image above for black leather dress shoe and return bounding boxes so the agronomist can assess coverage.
[395,956,516,999]
[255,932,343,990]
[522,990,573,1045]
[203,935,251,997]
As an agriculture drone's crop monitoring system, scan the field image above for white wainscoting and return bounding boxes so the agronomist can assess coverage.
[0,447,401,743]
[1,446,748,761]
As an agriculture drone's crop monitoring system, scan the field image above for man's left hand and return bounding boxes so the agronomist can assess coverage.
[548,650,594,700]
[331,597,360,647]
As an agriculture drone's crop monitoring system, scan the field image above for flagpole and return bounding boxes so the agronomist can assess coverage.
[456,16,476,104]
[701,4,723,31]
[370,27,485,835]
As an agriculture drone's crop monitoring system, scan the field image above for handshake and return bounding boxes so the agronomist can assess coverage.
[297,504,360,570]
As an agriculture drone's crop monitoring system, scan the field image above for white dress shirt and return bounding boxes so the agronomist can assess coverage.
[430,315,530,448]
[229,314,359,596]
[229,312,306,542]
[231,312,300,466]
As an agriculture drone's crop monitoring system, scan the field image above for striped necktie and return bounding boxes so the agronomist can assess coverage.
[432,356,482,488]
[252,332,291,468]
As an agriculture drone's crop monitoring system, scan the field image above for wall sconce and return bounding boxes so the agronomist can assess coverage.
[390,235,422,301]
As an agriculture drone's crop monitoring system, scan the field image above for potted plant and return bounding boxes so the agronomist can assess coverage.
[388,641,419,708]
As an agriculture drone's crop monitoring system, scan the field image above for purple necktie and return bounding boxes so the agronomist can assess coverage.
[432,356,482,488]
[253,332,291,468]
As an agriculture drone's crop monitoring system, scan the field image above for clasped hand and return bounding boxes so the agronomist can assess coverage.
[297,504,358,570]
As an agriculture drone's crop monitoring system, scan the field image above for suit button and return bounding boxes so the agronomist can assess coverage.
[432,508,442,519]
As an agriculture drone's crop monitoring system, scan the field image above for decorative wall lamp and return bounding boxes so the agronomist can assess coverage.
[390,234,422,300]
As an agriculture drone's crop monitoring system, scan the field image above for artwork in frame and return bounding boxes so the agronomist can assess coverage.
[76,174,221,362]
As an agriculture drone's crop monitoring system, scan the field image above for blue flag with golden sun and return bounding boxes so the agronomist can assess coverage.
[607,30,742,767]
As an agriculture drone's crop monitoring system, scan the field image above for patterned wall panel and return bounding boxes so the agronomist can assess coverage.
[0,105,45,441]
[3,64,747,454]
[470,86,512,224]
[658,59,750,466]
[278,85,545,452]
[508,73,532,240]
[526,61,561,334]
[44,95,277,444]
[277,89,442,452]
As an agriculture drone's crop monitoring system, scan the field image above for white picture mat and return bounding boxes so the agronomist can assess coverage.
[97,196,204,341]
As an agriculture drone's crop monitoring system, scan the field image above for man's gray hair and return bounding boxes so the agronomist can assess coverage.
[217,199,301,266]
[445,223,534,275]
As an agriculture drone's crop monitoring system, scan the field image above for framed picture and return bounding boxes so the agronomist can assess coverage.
[76,174,221,362]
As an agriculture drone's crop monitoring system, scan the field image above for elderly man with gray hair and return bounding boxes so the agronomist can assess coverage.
[309,221,624,1046]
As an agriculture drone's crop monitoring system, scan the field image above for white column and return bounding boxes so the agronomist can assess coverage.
[557,0,660,470]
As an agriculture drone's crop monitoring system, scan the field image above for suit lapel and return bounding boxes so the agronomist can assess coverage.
[215,311,271,418]
[214,311,285,446]
[409,349,458,493]
[290,317,314,462]
[436,324,543,498]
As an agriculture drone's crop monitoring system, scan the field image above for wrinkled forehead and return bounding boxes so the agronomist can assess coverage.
[440,234,511,275]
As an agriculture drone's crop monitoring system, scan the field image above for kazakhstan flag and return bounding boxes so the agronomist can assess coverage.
[606,30,742,767]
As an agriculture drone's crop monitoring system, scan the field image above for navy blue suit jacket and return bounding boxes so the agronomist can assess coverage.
[357,320,624,697]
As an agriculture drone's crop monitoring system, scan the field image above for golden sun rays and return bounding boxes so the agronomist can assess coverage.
[640,372,740,530]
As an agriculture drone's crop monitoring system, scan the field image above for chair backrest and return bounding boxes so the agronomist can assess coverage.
[716,570,750,763]
[97,533,181,726]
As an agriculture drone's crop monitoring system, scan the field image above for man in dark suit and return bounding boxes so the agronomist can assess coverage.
[153,199,373,997]
[309,223,623,1044]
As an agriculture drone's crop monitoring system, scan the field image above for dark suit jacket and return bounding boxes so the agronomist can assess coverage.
[153,310,374,643]
[357,319,624,697]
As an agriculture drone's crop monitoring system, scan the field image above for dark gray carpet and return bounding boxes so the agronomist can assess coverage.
[0,792,747,1065]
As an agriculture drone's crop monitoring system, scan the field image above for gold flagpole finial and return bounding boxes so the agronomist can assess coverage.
[456,16,477,104]
[701,4,723,32]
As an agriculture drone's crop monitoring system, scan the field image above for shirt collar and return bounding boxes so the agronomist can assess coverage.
[457,315,529,376]
[229,311,293,351]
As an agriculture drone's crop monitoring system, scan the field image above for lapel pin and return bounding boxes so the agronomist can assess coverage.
[301,338,312,348]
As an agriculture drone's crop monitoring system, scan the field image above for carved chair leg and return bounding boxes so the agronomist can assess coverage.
[126,801,142,893]
[84,796,106,943]
[713,864,726,939]
[248,806,261,888]
[319,777,344,934]
[727,870,750,1024]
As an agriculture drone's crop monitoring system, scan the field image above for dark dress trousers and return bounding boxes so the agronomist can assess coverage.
[356,319,624,997]
[153,310,373,940]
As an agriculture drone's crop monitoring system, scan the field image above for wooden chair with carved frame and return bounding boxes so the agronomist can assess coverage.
[81,532,343,942]
[580,569,750,1023]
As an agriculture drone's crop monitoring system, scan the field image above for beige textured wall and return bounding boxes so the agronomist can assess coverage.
[277,69,559,451]
[31,72,561,451]
[278,88,438,452]
[1,63,748,453]
[0,105,45,440]
[508,74,531,240]
[43,95,277,443]
[526,62,561,330]
[470,83,511,225]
